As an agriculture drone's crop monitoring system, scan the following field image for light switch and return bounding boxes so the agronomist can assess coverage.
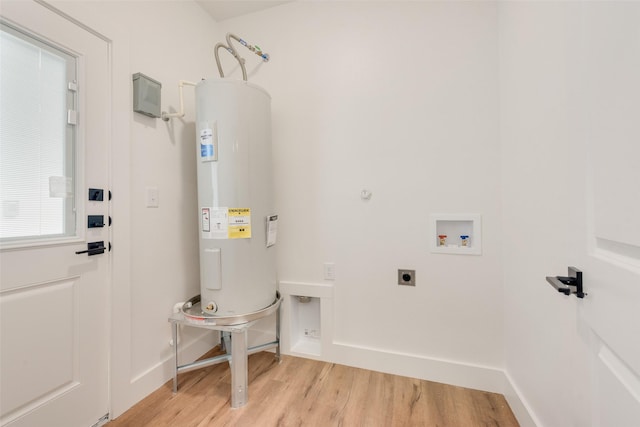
[146,186,159,208]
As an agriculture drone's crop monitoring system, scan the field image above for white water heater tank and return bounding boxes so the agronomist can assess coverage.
[195,79,276,316]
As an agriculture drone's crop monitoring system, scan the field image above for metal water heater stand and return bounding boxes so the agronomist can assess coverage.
[168,292,282,408]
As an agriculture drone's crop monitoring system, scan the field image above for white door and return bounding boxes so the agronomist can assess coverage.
[0,2,110,426]
[568,5,640,425]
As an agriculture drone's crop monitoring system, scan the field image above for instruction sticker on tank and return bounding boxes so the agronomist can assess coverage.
[201,207,228,239]
[228,208,251,239]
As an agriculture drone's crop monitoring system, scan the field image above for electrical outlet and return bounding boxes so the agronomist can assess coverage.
[398,269,416,286]
[304,328,321,338]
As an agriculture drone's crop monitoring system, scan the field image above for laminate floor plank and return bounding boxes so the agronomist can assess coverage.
[107,348,519,427]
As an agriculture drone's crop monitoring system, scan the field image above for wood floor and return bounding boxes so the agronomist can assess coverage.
[107,348,519,427]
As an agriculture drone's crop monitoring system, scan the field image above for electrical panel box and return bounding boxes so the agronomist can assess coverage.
[132,73,161,118]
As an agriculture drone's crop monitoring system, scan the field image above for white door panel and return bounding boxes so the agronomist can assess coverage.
[570,4,640,425]
[1,278,78,416]
[0,1,110,426]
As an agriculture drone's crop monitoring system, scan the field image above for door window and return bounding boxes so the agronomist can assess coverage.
[0,22,78,244]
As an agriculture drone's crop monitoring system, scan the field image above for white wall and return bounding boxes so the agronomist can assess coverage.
[221,0,505,387]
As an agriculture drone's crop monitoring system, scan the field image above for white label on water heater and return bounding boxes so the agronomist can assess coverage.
[202,207,229,239]
[200,125,217,161]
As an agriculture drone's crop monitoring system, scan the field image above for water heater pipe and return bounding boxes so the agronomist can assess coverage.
[214,43,245,80]
[214,33,270,81]
[161,80,197,121]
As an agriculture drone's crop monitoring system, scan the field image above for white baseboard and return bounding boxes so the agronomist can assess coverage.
[120,330,217,418]
[502,371,542,427]
[330,341,506,393]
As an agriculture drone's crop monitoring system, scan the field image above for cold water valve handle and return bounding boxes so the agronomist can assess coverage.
[546,266,586,298]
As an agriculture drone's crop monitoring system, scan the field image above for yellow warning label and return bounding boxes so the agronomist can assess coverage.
[228,208,251,239]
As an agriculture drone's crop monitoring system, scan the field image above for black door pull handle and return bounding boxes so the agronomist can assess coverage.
[75,241,105,256]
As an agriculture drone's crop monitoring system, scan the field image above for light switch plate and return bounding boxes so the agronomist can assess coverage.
[146,186,159,208]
